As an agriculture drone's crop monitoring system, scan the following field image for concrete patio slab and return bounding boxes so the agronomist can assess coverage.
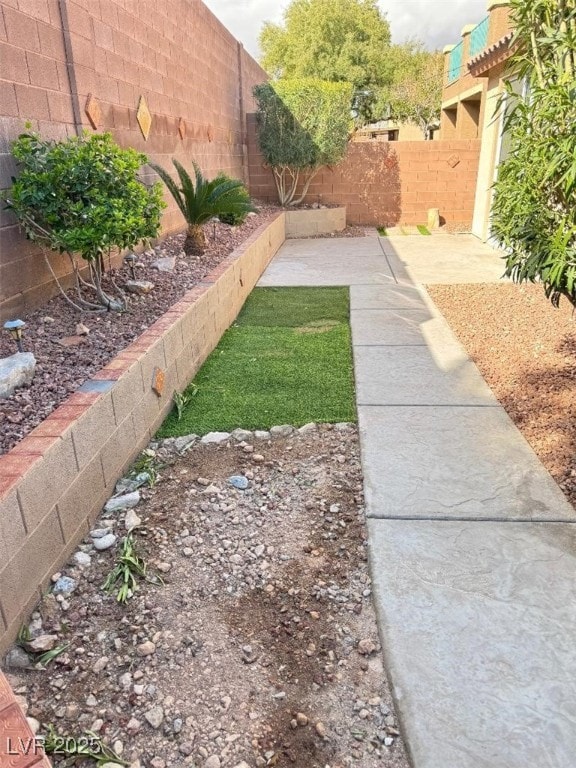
[354,346,498,406]
[350,283,427,310]
[368,518,576,768]
[352,309,431,346]
[359,405,575,521]
[381,233,506,284]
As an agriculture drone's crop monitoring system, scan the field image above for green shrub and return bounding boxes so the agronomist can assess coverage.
[5,130,164,311]
[150,160,255,254]
[253,78,353,206]
[214,173,253,226]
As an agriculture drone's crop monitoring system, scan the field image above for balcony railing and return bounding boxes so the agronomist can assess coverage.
[447,41,463,84]
[470,16,489,58]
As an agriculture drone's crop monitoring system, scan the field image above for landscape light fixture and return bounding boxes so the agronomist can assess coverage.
[124,253,137,279]
[3,319,26,352]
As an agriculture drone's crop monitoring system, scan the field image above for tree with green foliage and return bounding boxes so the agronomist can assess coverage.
[150,161,256,254]
[5,131,164,312]
[491,0,576,307]
[253,78,353,206]
[259,0,391,124]
[383,45,444,139]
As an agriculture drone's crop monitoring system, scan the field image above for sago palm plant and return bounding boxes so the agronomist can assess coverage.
[150,160,255,254]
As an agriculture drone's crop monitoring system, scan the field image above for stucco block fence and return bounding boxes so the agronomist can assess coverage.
[0,213,285,657]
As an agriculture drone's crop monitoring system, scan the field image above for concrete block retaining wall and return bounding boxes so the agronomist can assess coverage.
[285,207,347,238]
[0,213,285,656]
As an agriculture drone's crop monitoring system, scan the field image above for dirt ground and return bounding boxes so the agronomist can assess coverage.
[428,282,576,510]
[3,425,410,768]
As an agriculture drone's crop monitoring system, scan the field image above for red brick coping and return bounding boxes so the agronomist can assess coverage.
[0,213,286,658]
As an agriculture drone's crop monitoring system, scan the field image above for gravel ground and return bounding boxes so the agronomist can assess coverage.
[428,282,576,510]
[3,424,410,768]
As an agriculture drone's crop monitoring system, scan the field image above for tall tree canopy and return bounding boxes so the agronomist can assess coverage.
[259,0,392,123]
[383,45,444,138]
[491,0,576,307]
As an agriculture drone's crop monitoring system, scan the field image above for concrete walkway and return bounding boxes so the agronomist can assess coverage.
[259,233,576,768]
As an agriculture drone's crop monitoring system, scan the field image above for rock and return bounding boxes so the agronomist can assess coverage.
[104,491,141,513]
[115,473,150,494]
[5,647,31,669]
[201,432,230,444]
[124,509,142,532]
[136,640,156,657]
[252,454,265,463]
[73,551,91,568]
[56,335,86,347]
[298,422,317,434]
[357,638,377,656]
[334,422,352,431]
[228,475,249,490]
[92,534,117,551]
[75,323,90,335]
[231,428,253,441]
[270,425,294,438]
[315,721,328,739]
[144,705,164,729]
[230,554,244,565]
[92,656,108,673]
[172,717,183,733]
[0,353,36,398]
[90,528,111,538]
[295,712,308,726]
[254,430,270,440]
[232,763,252,768]
[151,256,176,272]
[205,757,221,768]
[174,434,198,453]
[26,717,40,735]
[126,717,142,733]
[53,576,77,595]
[25,634,58,653]
[126,280,154,295]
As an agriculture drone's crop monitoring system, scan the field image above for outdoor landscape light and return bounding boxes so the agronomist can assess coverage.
[3,319,26,352]
[124,253,137,279]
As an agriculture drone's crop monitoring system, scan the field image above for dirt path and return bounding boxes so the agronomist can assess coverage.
[4,425,410,768]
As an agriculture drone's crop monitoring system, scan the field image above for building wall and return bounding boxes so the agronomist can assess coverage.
[0,0,268,321]
[248,117,480,228]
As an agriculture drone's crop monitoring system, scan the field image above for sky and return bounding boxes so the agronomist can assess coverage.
[203,0,490,60]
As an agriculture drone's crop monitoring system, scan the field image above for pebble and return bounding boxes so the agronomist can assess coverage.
[174,434,198,453]
[315,721,328,739]
[115,472,150,494]
[144,705,164,729]
[25,634,58,653]
[124,509,142,531]
[52,576,77,595]
[26,717,40,734]
[73,551,91,568]
[201,432,230,444]
[228,475,249,490]
[126,280,154,295]
[92,533,117,551]
[254,430,270,440]
[136,640,156,657]
[231,428,253,441]
[152,255,176,272]
[270,424,294,438]
[298,422,317,434]
[295,712,308,726]
[204,757,221,768]
[357,638,377,656]
[104,491,141,513]
[126,717,141,733]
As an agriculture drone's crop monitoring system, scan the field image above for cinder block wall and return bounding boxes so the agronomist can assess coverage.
[0,213,285,656]
[0,0,268,320]
[248,117,481,228]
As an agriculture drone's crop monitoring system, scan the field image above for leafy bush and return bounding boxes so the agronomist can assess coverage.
[214,173,253,226]
[253,78,353,206]
[5,131,164,311]
[491,0,576,307]
[150,160,255,254]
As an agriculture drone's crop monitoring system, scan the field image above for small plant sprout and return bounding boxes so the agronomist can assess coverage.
[173,386,196,421]
[36,644,69,668]
[103,534,161,603]
[132,449,159,487]
[43,724,128,766]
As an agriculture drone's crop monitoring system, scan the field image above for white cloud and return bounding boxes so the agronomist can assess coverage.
[203,0,490,59]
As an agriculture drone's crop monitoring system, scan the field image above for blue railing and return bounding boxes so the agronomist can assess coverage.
[447,41,463,84]
[470,16,489,58]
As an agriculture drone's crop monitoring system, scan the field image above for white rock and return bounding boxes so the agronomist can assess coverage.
[136,640,156,657]
[26,717,40,734]
[298,422,317,434]
[104,491,141,513]
[205,757,221,768]
[174,434,198,452]
[270,425,294,438]
[151,256,176,272]
[124,509,142,532]
[92,534,117,551]
[73,551,91,568]
[144,705,164,729]
[75,323,90,336]
[232,763,252,768]
[25,634,58,653]
[126,280,154,295]
[231,428,253,441]
[201,432,230,444]
[254,430,270,440]
[0,353,36,398]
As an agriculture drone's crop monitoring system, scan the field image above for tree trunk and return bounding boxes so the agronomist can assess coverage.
[184,224,207,255]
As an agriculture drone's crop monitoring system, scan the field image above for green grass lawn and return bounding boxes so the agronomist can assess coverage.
[158,287,356,437]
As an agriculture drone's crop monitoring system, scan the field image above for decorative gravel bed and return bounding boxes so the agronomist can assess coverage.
[3,424,410,768]
[428,282,576,510]
[0,206,280,455]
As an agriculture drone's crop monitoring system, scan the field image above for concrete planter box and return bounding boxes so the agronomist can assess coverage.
[285,206,347,238]
[0,213,286,655]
